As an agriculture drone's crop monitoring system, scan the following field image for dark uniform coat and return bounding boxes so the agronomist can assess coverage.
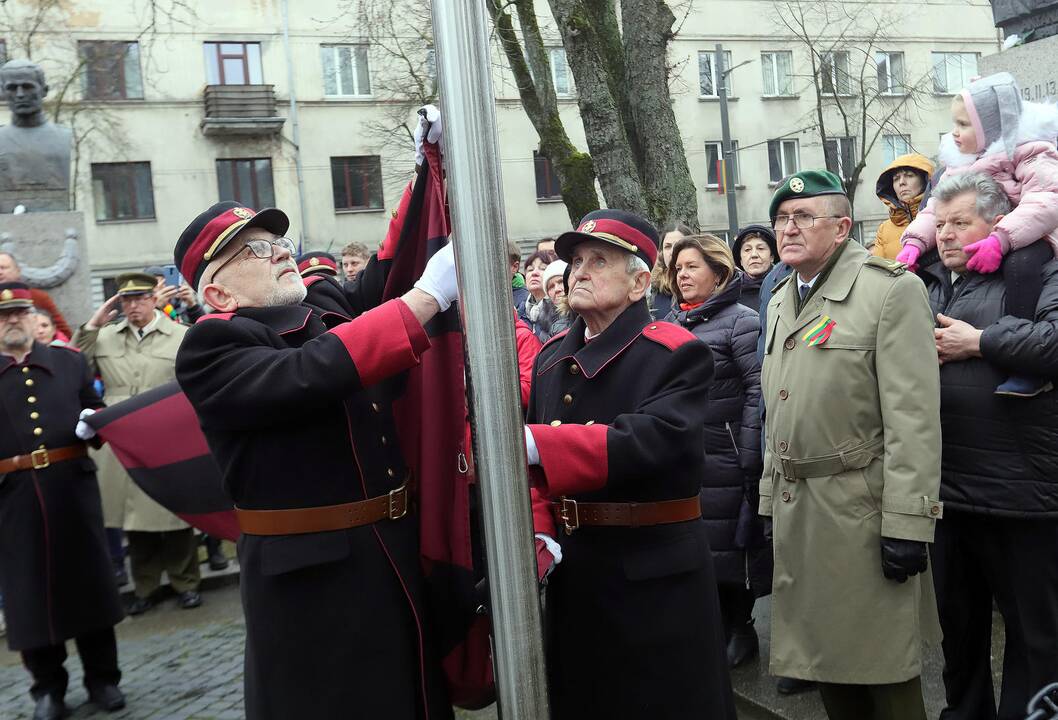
[0,343,123,651]
[175,258,451,720]
[526,299,736,720]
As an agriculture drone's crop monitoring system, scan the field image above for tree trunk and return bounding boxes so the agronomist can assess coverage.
[620,0,698,226]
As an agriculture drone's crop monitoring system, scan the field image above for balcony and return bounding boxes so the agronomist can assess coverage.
[200,84,285,137]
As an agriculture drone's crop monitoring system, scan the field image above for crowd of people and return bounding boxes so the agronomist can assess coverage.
[1,72,1057,720]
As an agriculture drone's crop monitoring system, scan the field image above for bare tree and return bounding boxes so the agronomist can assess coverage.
[772,0,936,214]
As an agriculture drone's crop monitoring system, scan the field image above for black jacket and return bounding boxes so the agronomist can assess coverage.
[668,275,771,595]
[176,258,451,720]
[526,300,736,719]
[738,272,765,313]
[919,253,1058,517]
[0,343,122,651]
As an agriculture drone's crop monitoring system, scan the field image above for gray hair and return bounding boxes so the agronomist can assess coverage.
[626,254,650,276]
[932,172,1012,220]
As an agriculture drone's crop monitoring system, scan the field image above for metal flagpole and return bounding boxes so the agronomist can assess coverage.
[430,2,550,718]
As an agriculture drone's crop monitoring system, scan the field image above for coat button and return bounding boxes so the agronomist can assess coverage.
[27,396,36,404]
[930,505,940,516]
[784,338,796,350]
[781,491,791,502]
[21,366,29,374]
[779,389,789,400]
[372,402,380,412]
[33,427,42,436]
[381,435,388,446]
[25,378,34,387]
[387,468,395,478]
[550,420,562,427]
[30,412,39,420]
[562,394,573,405]
[569,364,580,375]
[778,440,789,452]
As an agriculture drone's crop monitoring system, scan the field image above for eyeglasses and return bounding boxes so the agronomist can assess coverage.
[208,236,297,284]
[773,213,842,230]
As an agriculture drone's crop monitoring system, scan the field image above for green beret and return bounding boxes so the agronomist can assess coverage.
[768,169,846,220]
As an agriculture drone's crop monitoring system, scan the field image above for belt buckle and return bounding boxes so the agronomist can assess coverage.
[780,456,796,481]
[559,497,579,535]
[388,483,408,520]
[30,448,49,470]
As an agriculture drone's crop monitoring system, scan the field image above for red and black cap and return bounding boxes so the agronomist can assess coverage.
[297,251,338,278]
[555,209,659,268]
[174,201,289,289]
[0,282,33,310]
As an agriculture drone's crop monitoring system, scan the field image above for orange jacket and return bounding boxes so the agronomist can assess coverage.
[872,154,934,260]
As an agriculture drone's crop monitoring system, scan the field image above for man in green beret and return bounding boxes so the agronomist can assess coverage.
[759,170,943,719]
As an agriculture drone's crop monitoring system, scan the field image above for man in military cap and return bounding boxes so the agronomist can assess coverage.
[523,209,736,719]
[173,200,457,719]
[296,250,340,279]
[0,282,125,720]
[759,170,942,718]
[73,272,202,615]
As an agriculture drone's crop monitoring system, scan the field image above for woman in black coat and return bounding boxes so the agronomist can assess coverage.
[732,224,778,313]
[665,234,772,669]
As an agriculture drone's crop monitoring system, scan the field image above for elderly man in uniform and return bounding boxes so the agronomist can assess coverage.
[759,170,943,719]
[173,201,457,720]
[296,250,340,280]
[523,209,736,719]
[0,283,125,720]
[73,273,202,615]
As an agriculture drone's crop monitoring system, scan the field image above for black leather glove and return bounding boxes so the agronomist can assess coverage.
[762,517,773,544]
[880,538,928,583]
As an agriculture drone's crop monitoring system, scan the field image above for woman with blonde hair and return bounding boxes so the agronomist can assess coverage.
[665,234,771,670]
[651,221,693,319]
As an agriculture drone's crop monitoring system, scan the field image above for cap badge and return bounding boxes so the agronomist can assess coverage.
[232,207,253,220]
[581,220,597,233]
[0,289,11,300]
[790,177,805,193]
[309,257,320,266]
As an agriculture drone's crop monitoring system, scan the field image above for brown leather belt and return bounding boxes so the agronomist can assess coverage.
[235,483,409,536]
[554,495,701,535]
[0,444,87,474]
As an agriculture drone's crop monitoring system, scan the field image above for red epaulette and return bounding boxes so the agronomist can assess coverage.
[196,312,236,323]
[540,329,569,350]
[56,343,81,353]
[642,322,696,351]
[303,274,326,288]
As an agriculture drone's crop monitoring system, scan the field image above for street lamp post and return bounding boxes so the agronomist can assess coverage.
[715,44,752,244]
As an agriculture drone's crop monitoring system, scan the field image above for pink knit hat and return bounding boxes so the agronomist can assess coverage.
[958,72,1022,157]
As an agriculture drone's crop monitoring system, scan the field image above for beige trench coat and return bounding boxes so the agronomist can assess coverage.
[760,241,943,684]
[73,312,189,532]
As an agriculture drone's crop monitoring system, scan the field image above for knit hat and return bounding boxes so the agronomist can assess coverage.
[542,260,568,291]
[959,72,1022,157]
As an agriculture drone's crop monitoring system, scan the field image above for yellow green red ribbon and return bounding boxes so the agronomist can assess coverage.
[802,315,835,346]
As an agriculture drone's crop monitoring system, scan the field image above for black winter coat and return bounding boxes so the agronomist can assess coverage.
[667,275,771,596]
[0,343,122,651]
[919,254,1058,517]
[738,272,765,313]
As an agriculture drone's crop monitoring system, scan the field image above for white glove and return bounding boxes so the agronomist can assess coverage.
[414,104,442,166]
[75,408,97,440]
[524,425,540,465]
[413,242,458,312]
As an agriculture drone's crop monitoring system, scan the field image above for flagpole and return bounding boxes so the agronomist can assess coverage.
[430,2,550,719]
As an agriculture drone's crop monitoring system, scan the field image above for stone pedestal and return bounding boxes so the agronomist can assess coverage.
[0,211,90,327]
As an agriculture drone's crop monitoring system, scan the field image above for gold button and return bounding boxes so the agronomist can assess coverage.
[21,367,29,374]
[550,420,562,427]
[387,468,395,478]
[779,440,789,452]
[585,420,595,426]
[27,396,36,404]
[33,427,42,436]
[781,491,791,502]
[784,338,796,350]
[372,402,380,412]
[562,394,573,405]
[569,364,580,375]
[381,435,388,446]
[25,378,34,387]
[779,389,789,400]
[30,412,39,420]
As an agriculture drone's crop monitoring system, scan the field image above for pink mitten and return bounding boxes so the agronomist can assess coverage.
[895,245,922,272]
[964,234,1004,274]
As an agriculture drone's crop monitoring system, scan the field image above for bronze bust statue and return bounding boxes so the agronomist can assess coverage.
[0,59,72,212]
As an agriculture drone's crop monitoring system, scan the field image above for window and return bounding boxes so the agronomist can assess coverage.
[824,136,856,180]
[883,134,912,164]
[761,51,794,96]
[321,44,371,97]
[820,51,851,95]
[79,41,143,100]
[549,47,573,97]
[91,162,155,221]
[698,50,733,97]
[876,51,905,95]
[768,139,800,182]
[534,151,562,201]
[932,52,978,94]
[217,158,275,209]
[705,141,741,187]
[204,42,263,85]
[330,156,383,211]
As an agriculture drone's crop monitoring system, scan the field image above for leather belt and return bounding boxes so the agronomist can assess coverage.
[777,437,884,481]
[554,496,701,535]
[236,483,409,536]
[0,444,87,473]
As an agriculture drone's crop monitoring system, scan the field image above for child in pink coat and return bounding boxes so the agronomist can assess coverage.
[897,72,1058,396]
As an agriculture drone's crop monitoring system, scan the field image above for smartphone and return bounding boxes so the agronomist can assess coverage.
[161,265,183,288]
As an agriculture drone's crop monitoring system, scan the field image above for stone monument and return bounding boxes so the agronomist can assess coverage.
[0,58,90,326]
